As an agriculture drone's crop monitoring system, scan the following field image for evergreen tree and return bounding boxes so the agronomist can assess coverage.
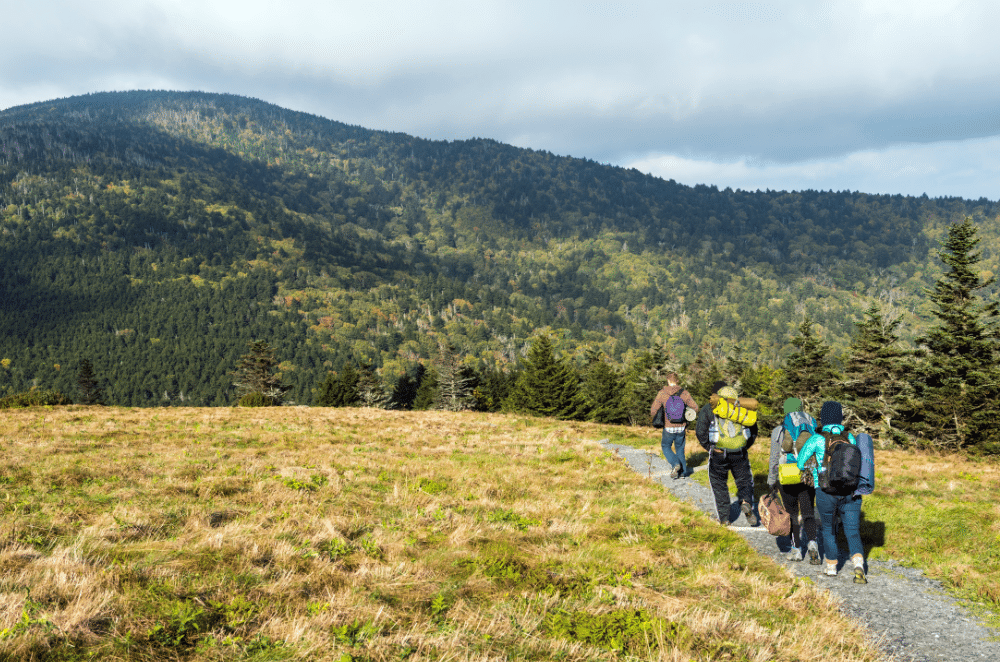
[907,218,1000,453]
[356,364,389,408]
[435,340,475,411]
[232,340,288,406]
[314,363,360,407]
[781,317,840,411]
[413,366,439,410]
[471,366,517,412]
[726,344,782,427]
[314,364,357,407]
[839,303,911,442]
[503,335,586,420]
[684,343,724,404]
[581,349,629,424]
[622,345,674,426]
[388,364,423,410]
[76,359,104,405]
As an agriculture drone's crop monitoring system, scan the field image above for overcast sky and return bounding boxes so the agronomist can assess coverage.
[5,1,1000,200]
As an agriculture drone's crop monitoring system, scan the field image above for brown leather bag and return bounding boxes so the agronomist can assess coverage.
[759,489,791,537]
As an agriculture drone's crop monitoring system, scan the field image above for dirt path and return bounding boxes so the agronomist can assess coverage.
[600,440,1000,662]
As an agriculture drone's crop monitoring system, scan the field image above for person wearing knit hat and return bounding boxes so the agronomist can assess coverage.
[649,373,699,479]
[695,381,759,527]
[767,397,819,563]
[797,400,869,584]
[819,401,843,426]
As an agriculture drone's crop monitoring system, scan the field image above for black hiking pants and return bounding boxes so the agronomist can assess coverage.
[708,448,754,523]
[779,482,817,547]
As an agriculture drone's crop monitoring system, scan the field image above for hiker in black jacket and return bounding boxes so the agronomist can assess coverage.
[696,381,758,526]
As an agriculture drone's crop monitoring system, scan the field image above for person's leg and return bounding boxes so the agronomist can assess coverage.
[674,431,687,476]
[839,495,867,583]
[814,489,840,573]
[708,453,733,523]
[800,485,820,564]
[730,452,757,525]
[799,485,818,544]
[660,429,680,472]
[838,495,864,558]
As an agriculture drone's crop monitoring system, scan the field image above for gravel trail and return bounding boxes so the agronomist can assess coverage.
[599,440,1000,661]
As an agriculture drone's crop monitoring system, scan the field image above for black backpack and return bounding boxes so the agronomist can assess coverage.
[819,429,863,496]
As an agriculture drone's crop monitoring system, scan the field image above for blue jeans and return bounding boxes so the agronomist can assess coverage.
[661,429,687,475]
[815,489,864,564]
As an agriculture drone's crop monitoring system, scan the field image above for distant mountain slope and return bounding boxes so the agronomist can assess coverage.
[1,90,997,405]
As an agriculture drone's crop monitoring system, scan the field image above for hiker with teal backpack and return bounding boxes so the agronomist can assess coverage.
[797,401,876,584]
[767,398,820,564]
[649,373,699,479]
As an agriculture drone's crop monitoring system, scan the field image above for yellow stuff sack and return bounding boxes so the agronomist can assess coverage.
[778,463,801,485]
[713,399,758,427]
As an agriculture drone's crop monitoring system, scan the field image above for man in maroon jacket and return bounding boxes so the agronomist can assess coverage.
[650,373,699,478]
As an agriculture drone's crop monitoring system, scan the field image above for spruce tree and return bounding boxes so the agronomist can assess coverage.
[413,367,439,410]
[622,344,676,425]
[839,303,910,441]
[314,363,360,407]
[76,359,104,405]
[581,349,629,424]
[504,335,585,420]
[435,340,475,411]
[356,364,389,408]
[232,340,288,406]
[684,343,724,404]
[781,317,840,411]
[909,218,1000,453]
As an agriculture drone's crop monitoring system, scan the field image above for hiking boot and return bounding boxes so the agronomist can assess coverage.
[670,466,681,480]
[741,501,759,526]
[719,516,729,526]
[807,541,821,565]
[785,548,803,562]
[854,567,868,584]
[822,562,838,576]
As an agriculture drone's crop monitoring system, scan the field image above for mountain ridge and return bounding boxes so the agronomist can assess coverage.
[1,90,997,405]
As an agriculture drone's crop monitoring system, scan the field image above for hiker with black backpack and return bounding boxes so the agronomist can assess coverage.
[797,400,875,584]
[767,397,820,564]
[696,382,759,526]
[649,373,699,479]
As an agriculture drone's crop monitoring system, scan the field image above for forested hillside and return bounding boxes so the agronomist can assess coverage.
[1,90,998,408]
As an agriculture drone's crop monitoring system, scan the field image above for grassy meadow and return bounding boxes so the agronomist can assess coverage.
[2,407,889,661]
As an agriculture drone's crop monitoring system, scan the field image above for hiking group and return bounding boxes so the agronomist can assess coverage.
[650,380,876,585]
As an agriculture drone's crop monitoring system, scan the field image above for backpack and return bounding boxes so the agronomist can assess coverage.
[651,406,665,429]
[665,393,686,424]
[780,412,815,454]
[819,429,863,496]
[715,417,747,450]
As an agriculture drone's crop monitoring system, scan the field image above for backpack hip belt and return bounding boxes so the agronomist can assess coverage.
[712,447,746,458]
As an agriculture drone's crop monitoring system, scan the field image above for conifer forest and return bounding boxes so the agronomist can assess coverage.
[1,91,998,453]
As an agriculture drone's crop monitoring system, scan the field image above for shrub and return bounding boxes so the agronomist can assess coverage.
[237,392,274,407]
[0,390,72,409]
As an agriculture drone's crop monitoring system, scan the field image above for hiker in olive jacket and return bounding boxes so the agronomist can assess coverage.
[649,373,699,479]
[696,381,758,526]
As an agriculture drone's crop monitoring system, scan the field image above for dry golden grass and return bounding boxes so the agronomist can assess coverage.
[0,407,885,661]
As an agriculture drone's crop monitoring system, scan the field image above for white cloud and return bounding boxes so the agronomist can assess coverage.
[627,135,1000,199]
[5,1,1000,199]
